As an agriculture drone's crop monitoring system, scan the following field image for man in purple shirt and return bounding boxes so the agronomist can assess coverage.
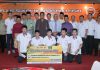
[62,15,73,36]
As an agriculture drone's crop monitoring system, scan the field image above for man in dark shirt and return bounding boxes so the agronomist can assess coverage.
[35,12,49,37]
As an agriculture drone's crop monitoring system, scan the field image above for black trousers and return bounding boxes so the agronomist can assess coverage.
[68,54,82,64]
[18,53,27,63]
[94,39,100,56]
[82,38,87,54]
[0,35,6,53]
[87,35,94,55]
[6,34,14,51]
[62,53,69,62]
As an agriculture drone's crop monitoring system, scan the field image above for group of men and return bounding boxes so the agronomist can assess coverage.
[0,11,100,64]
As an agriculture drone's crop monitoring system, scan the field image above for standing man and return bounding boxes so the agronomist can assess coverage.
[34,12,39,23]
[78,15,88,54]
[5,11,15,55]
[62,15,73,36]
[94,15,100,56]
[17,25,31,63]
[21,13,27,25]
[70,15,78,29]
[0,13,6,53]
[86,13,96,55]
[25,11,35,36]
[51,14,61,35]
[59,12,64,24]
[35,12,49,37]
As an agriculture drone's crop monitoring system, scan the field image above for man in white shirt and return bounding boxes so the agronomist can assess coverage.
[57,28,70,62]
[78,15,88,54]
[86,13,96,55]
[17,25,31,63]
[68,29,83,64]
[70,15,78,29]
[94,15,100,56]
[31,30,44,46]
[43,29,56,47]
[5,11,15,55]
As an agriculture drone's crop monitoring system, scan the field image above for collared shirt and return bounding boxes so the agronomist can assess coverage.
[70,21,78,29]
[58,19,64,24]
[0,19,6,35]
[62,22,73,33]
[43,36,56,46]
[12,23,23,38]
[49,20,61,32]
[85,19,96,36]
[5,18,15,34]
[94,22,100,39]
[57,35,70,53]
[25,19,35,32]
[69,36,83,55]
[31,36,44,46]
[78,21,88,38]
[17,33,31,53]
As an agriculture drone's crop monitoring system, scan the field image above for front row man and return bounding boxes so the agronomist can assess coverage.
[16,25,82,64]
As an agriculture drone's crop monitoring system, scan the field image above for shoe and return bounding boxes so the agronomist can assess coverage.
[8,51,11,55]
[12,50,15,54]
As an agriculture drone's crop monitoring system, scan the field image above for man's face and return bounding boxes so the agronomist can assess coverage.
[79,17,84,22]
[35,32,40,37]
[22,15,26,20]
[88,14,92,19]
[47,15,51,20]
[59,14,64,19]
[16,18,21,23]
[61,30,66,36]
[54,14,58,21]
[34,14,39,20]
[27,14,31,19]
[22,28,27,34]
[40,13,44,19]
[8,13,13,18]
[71,16,75,21]
[64,17,69,22]
[72,30,77,36]
[47,31,52,36]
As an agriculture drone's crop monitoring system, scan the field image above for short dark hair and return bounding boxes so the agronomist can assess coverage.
[40,12,45,15]
[22,25,27,29]
[79,15,84,18]
[47,13,51,16]
[34,12,39,16]
[61,28,67,32]
[26,11,31,14]
[35,30,40,33]
[0,13,3,16]
[64,15,69,18]
[16,15,21,19]
[72,28,78,32]
[7,11,12,14]
[47,29,52,32]
[60,12,64,15]
[22,13,26,16]
[88,13,92,16]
